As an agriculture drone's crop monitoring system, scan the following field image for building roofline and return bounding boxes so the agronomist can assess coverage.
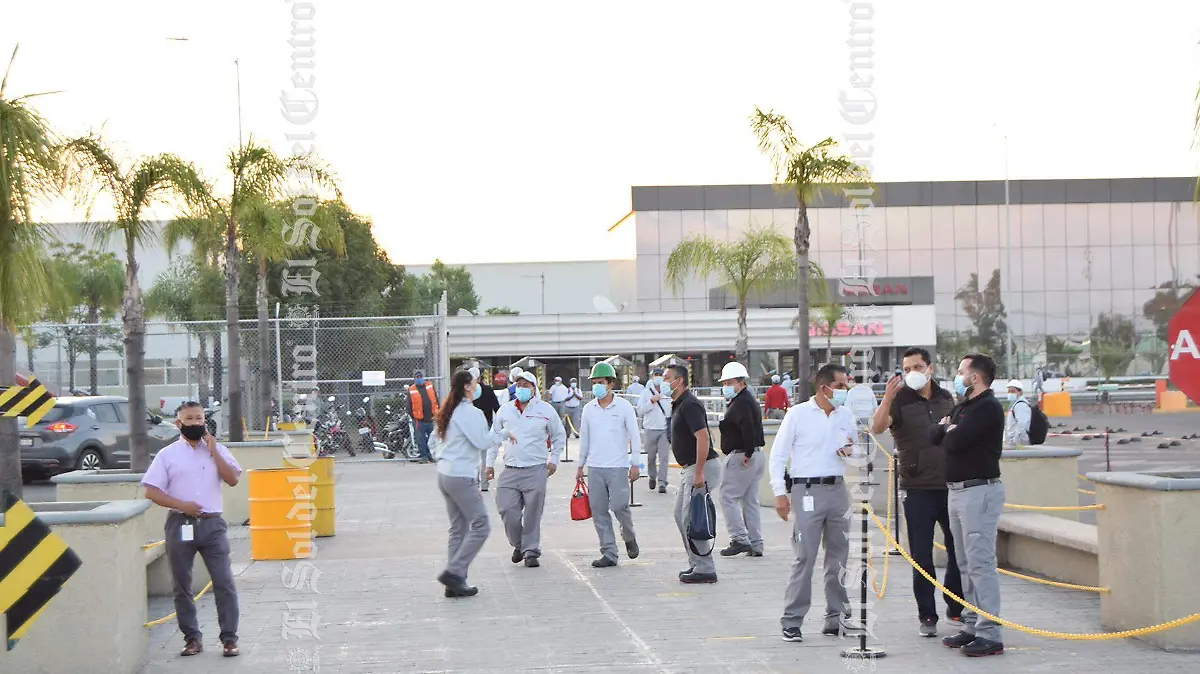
[632,177,1199,211]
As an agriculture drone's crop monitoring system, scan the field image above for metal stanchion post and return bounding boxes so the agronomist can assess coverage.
[1105,426,1111,472]
[560,415,574,463]
[842,457,886,661]
[629,456,645,507]
[887,466,902,556]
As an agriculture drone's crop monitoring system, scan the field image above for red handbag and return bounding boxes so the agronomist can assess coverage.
[570,478,592,521]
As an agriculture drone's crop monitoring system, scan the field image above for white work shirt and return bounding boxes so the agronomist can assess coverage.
[1005,397,1032,446]
[486,398,566,468]
[626,382,646,397]
[435,401,494,479]
[548,383,569,403]
[637,381,672,430]
[578,395,641,468]
[769,399,856,497]
[564,385,584,408]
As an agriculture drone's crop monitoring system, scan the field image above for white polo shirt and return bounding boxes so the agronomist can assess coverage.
[578,395,641,469]
[769,399,857,496]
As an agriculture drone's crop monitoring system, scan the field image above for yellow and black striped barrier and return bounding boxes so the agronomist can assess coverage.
[0,378,56,427]
[0,491,82,650]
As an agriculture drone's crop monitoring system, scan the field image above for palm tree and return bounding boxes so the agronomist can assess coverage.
[664,224,812,364]
[145,258,224,403]
[751,106,871,398]
[238,197,344,428]
[186,140,338,441]
[62,136,206,471]
[801,300,850,363]
[0,45,66,496]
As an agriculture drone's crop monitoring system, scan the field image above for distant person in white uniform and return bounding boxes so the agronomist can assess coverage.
[563,378,584,438]
[548,376,569,421]
[1003,379,1031,448]
[626,375,646,398]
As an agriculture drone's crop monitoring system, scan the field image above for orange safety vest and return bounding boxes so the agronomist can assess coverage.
[408,382,439,420]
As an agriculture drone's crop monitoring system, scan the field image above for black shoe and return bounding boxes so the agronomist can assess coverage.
[781,627,803,642]
[942,631,976,649]
[626,540,640,559]
[679,571,718,584]
[481,484,489,492]
[591,557,617,568]
[524,553,540,568]
[679,567,694,578]
[511,548,523,564]
[658,485,667,494]
[648,478,657,490]
[748,549,763,557]
[720,541,753,557]
[437,571,478,598]
[823,614,852,636]
[961,638,1003,657]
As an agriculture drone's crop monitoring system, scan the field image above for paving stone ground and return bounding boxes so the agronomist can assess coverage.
[141,458,1200,674]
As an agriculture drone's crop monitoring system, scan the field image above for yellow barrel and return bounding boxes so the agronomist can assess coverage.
[282,456,335,537]
[1042,391,1072,417]
[249,467,315,560]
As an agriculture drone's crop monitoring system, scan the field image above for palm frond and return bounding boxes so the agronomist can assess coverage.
[749,106,799,183]
[663,237,722,292]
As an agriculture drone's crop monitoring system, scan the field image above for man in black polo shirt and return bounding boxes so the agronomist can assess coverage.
[663,363,722,584]
[870,347,963,638]
[929,353,1005,658]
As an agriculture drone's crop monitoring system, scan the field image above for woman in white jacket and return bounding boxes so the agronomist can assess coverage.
[434,369,499,597]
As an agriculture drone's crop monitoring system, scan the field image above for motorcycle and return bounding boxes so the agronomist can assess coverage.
[352,396,389,455]
[381,401,420,460]
[314,396,355,457]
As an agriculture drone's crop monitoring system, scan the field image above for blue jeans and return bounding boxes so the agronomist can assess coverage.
[416,420,435,460]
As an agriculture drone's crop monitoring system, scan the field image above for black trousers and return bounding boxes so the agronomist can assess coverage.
[903,488,964,622]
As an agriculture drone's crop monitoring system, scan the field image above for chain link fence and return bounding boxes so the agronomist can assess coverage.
[15,313,447,432]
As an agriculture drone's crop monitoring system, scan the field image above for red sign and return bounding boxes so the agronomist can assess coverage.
[809,322,885,338]
[840,283,909,297]
[1168,291,1200,403]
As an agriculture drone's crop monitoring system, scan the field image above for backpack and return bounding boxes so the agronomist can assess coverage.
[1016,399,1048,445]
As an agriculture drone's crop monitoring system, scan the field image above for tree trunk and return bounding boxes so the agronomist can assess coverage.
[827,330,833,363]
[67,345,78,391]
[735,299,749,365]
[25,337,35,373]
[213,334,223,406]
[0,324,22,499]
[256,257,272,432]
[87,304,99,393]
[197,332,211,405]
[794,203,813,400]
[125,249,150,471]
[225,215,244,441]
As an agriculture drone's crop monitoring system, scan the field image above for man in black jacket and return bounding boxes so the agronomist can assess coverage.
[470,367,500,492]
[928,354,1005,658]
[716,362,767,557]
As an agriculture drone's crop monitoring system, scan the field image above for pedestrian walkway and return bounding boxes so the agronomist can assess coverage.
[142,461,1200,673]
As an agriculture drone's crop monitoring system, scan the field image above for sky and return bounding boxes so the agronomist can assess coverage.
[4,1,1199,266]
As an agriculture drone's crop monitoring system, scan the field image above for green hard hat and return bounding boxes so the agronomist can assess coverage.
[589,362,617,379]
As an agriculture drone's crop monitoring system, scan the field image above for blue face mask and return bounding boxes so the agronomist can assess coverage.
[653,377,664,389]
[592,383,608,399]
[721,385,736,400]
[515,387,533,403]
[1006,392,1018,403]
[415,377,424,386]
[830,388,848,408]
[472,384,482,401]
[953,375,969,398]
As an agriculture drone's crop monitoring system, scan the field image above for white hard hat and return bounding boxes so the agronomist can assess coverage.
[771,374,781,383]
[719,362,750,382]
[510,366,524,378]
[468,366,480,380]
[516,371,538,388]
[1006,379,1023,391]
[632,375,640,382]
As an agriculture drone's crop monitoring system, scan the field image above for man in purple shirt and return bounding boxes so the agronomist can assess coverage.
[141,401,243,657]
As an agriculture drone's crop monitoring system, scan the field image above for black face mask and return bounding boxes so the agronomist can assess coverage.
[180,424,206,441]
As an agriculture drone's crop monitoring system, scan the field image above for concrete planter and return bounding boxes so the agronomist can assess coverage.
[1000,446,1083,521]
[1090,470,1200,650]
[6,500,152,674]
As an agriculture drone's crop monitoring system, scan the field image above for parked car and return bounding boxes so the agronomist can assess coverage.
[19,396,180,479]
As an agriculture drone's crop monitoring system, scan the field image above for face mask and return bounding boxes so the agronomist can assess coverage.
[904,371,928,390]
[472,384,482,401]
[415,378,424,386]
[1007,392,1018,403]
[830,389,848,408]
[653,377,664,388]
[592,383,608,399]
[180,423,206,441]
[669,379,684,394]
[515,388,533,403]
[721,385,736,400]
[953,375,970,398]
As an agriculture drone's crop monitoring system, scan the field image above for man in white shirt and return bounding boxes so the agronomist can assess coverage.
[1004,379,1031,447]
[626,375,646,398]
[575,362,642,568]
[485,371,567,568]
[770,363,857,643]
[637,368,673,493]
[563,378,584,438]
[548,376,569,421]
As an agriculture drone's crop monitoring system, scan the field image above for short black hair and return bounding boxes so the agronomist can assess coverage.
[962,354,996,385]
[176,401,204,414]
[903,347,931,365]
[667,364,689,383]
[814,363,847,387]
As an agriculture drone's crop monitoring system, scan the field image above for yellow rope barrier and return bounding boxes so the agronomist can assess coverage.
[931,540,1110,592]
[867,507,1200,639]
[1078,474,1093,482]
[145,581,214,628]
[1078,488,1096,496]
[141,540,165,551]
[1005,503,1105,512]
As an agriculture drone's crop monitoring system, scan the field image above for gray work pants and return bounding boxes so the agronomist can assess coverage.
[496,465,549,556]
[948,480,1005,642]
[780,483,851,630]
[439,474,491,578]
[673,460,723,575]
[720,451,764,552]
[644,428,670,484]
[588,467,637,561]
[551,401,566,420]
[565,406,582,435]
[766,409,786,420]
[165,511,239,643]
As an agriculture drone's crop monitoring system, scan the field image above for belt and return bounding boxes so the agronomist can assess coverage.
[790,476,842,487]
[504,464,542,469]
[947,477,1002,490]
[170,511,221,519]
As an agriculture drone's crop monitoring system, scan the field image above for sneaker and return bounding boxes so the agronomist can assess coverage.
[222,640,239,657]
[781,627,803,642]
[626,540,640,559]
[961,638,1003,657]
[942,631,976,649]
[180,639,202,657]
[648,478,657,490]
[720,541,753,557]
[919,618,938,638]
[679,571,718,584]
[511,548,523,564]
[524,553,540,568]
[591,556,617,568]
